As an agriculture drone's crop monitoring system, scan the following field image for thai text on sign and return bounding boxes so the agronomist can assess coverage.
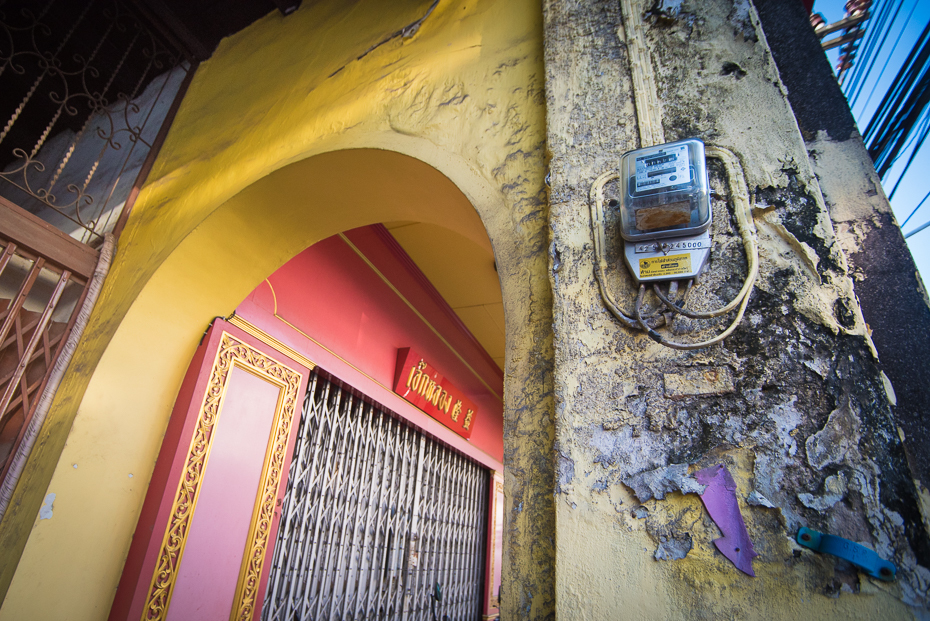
[393,348,478,439]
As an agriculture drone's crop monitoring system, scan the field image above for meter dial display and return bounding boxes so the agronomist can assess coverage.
[634,144,692,193]
[618,138,711,242]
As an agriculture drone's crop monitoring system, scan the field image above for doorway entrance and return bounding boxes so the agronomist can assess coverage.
[110,222,505,621]
[262,369,489,620]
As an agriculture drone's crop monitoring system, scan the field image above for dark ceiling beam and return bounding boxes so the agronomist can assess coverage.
[131,0,212,61]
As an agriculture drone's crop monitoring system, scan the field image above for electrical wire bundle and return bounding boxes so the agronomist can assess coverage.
[842,0,930,238]
[588,146,759,350]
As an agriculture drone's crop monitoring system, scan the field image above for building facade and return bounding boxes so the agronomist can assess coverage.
[0,0,927,619]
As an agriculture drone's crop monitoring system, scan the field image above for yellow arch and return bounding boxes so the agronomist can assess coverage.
[0,1,554,618]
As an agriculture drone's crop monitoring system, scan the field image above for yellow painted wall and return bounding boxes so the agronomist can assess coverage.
[0,1,554,618]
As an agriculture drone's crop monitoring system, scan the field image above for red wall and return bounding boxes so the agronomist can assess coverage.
[236,225,504,466]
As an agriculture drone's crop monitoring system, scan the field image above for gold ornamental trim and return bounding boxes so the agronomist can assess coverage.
[487,472,504,615]
[142,332,304,621]
[228,313,317,372]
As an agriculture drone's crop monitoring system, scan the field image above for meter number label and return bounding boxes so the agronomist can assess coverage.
[639,253,692,278]
[635,239,710,254]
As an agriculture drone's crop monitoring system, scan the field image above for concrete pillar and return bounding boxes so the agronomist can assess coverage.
[754,0,930,545]
[543,0,929,616]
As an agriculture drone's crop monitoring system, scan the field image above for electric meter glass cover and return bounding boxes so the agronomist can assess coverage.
[618,138,711,241]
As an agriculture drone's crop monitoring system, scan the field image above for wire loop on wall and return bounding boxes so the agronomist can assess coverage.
[588,145,759,349]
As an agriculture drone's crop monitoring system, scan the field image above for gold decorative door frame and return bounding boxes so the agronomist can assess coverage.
[141,331,307,621]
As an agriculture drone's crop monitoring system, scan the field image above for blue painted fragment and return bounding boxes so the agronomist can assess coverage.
[796,527,896,581]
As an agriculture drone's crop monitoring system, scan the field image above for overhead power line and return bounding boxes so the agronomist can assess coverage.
[904,217,930,239]
[862,17,930,175]
[900,187,930,230]
[815,0,930,256]
[845,0,891,105]
[851,0,919,119]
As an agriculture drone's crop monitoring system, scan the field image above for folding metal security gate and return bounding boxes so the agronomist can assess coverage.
[262,370,489,621]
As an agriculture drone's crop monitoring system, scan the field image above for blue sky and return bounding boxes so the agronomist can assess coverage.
[814,0,930,285]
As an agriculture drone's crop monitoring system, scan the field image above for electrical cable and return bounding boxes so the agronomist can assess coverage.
[836,1,875,86]
[885,105,929,171]
[680,279,694,305]
[900,186,930,229]
[589,170,645,330]
[887,110,930,199]
[588,173,669,327]
[588,145,758,350]
[904,217,930,239]
[864,18,930,177]
[652,282,722,320]
[846,0,895,106]
[651,181,757,320]
[634,280,754,350]
[847,0,900,109]
[849,0,914,116]
[862,18,926,142]
[840,1,929,236]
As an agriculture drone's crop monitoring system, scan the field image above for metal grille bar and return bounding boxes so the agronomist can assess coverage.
[0,236,88,482]
[262,371,488,621]
[0,0,192,242]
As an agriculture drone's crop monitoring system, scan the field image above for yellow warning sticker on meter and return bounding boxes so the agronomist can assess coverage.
[639,253,692,278]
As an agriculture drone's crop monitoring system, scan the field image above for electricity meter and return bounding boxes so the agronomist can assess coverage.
[619,138,712,282]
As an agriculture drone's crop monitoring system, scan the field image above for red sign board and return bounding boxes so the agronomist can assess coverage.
[393,348,478,439]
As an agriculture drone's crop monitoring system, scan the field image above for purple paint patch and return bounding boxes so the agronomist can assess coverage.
[695,464,758,576]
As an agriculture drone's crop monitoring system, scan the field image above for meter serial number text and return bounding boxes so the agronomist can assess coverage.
[635,240,710,253]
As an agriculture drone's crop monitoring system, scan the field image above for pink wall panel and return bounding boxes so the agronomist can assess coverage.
[110,321,311,621]
[166,366,281,621]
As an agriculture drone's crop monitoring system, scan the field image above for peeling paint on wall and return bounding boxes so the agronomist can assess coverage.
[545,0,929,615]
[753,5,930,600]
[37,493,55,521]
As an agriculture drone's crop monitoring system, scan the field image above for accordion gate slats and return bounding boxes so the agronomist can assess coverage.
[262,371,489,621]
